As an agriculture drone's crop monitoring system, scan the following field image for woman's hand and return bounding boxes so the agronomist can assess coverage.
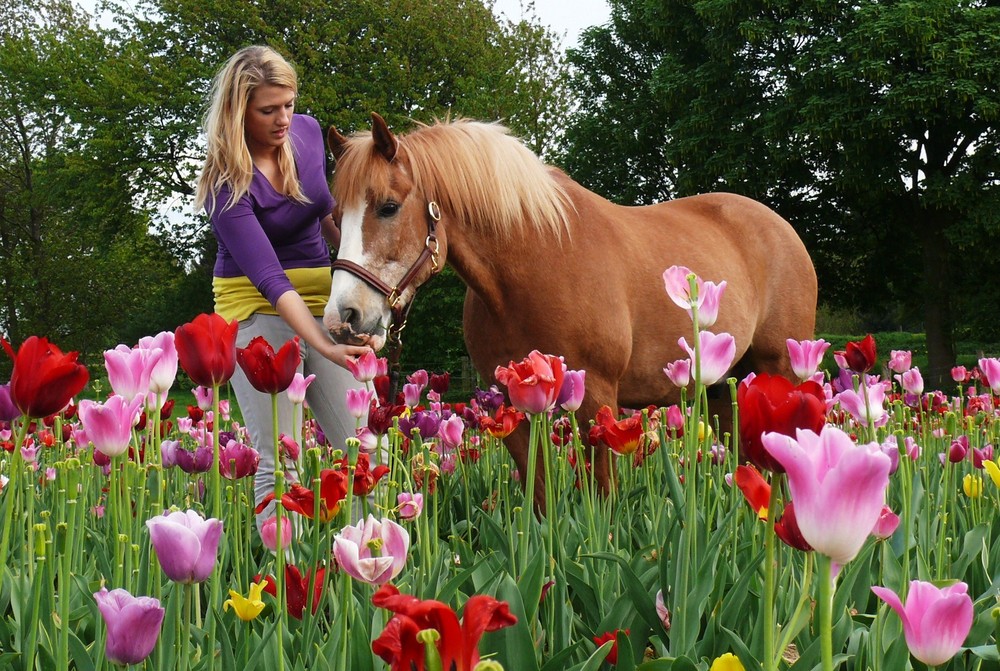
[327,343,373,369]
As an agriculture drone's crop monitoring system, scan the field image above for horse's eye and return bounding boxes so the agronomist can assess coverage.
[376,202,400,218]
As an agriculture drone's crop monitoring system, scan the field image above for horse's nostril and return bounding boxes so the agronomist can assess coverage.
[340,308,357,327]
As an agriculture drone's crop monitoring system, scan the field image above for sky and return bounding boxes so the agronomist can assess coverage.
[491,0,611,48]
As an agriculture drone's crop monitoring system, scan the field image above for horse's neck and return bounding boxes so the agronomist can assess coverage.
[444,224,515,314]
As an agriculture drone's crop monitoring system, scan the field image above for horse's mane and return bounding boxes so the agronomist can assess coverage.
[332,119,572,240]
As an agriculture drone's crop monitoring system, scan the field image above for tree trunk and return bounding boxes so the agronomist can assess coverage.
[917,212,956,390]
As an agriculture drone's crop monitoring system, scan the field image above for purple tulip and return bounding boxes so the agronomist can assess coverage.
[333,515,409,585]
[762,425,891,564]
[146,509,223,583]
[472,385,504,414]
[78,395,145,458]
[175,444,213,474]
[786,338,831,382]
[219,440,260,479]
[94,587,165,666]
[872,580,973,666]
[0,383,21,422]
[398,411,441,440]
[557,369,587,411]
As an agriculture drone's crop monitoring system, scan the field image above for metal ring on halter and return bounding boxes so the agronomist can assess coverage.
[428,201,441,221]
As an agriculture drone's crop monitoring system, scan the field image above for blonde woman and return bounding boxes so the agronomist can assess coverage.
[195,46,370,528]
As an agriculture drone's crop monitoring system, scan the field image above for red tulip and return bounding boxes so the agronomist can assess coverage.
[494,350,565,415]
[371,584,517,671]
[174,313,238,387]
[737,373,826,473]
[236,336,300,394]
[429,372,451,395]
[340,453,390,496]
[2,336,89,418]
[841,334,877,373]
[259,564,325,619]
[256,468,348,522]
[592,405,643,456]
[477,404,525,439]
[593,628,630,665]
[734,464,813,552]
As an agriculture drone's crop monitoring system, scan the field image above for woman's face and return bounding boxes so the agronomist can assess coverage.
[244,84,296,156]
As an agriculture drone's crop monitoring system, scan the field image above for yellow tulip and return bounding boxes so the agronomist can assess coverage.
[223,581,267,622]
[983,459,1000,487]
[963,473,983,499]
[710,653,746,671]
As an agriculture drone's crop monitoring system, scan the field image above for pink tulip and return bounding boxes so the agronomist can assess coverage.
[397,492,424,520]
[407,369,429,388]
[494,350,565,415]
[836,383,889,428]
[356,426,379,453]
[193,385,213,411]
[871,580,973,666]
[137,331,178,395]
[260,515,293,551]
[978,357,1000,394]
[895,367,924,396]
[437,415,465,450]
[678,331,736,386]
[786,338,831,381]
[664,359,691,388]
[951,366,968,383]
[78,395,145,457]
[346,388,375,420]
[333,515,410,585]
[403,383,423,408]
[654,589,671,631]
[104,344,152,401]
[662,265,727,327]
[887,350,912,374]
[286,372,316,405]
[871,505,900,540]
[146,510,223,584]
[93,588,165,666]
[762,425,891,564]
[345,351,380,382]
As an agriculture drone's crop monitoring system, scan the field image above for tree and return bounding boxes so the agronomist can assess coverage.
[562,0,1000,386]
[0,0,190,375]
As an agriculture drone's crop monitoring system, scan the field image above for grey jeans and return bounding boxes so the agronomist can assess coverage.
[231,313,362,517]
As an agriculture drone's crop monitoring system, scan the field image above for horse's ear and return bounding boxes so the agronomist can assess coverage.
[370,112,398,162]
[327,126,349,162]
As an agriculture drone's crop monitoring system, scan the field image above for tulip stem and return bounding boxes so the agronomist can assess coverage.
[0,418,29,567]
[818,554,835,671]
[763,476,780,671]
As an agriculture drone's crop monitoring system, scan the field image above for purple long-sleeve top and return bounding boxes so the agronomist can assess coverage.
[210,114,334,307]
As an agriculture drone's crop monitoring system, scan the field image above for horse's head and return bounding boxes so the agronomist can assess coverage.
[323,113,447,351]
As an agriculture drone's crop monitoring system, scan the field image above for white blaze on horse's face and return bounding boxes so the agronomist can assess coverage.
[324,200,389,351]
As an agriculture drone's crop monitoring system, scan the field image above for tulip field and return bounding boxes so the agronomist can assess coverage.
[2,268,1000,670]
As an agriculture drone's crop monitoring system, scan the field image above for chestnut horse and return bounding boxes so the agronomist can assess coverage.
[323,113,817,505]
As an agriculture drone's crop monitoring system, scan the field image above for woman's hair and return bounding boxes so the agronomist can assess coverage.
[194,46,307,214]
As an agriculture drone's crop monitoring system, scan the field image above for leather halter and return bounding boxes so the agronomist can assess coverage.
[330,201,442,395]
